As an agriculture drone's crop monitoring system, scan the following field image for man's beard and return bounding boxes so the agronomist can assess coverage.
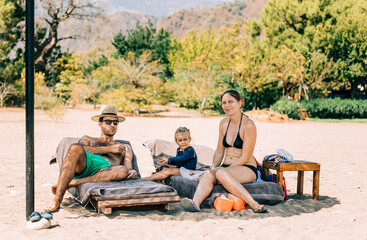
[103,128,116,137]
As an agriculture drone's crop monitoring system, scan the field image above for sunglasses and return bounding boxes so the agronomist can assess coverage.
[101,119,119,125]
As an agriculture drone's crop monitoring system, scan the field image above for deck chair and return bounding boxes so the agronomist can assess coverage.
[143,139,284,209]
[50,137,180,214]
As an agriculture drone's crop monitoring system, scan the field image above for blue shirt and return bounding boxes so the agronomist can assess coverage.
[168,146,197,170]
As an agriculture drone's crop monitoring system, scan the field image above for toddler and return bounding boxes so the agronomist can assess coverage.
[145,127,197,181]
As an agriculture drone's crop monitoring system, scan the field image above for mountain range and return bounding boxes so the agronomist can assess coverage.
[59,0,268,52]
[103,0,235,17]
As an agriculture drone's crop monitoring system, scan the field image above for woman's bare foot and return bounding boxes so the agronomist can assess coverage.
[253,204,268,213]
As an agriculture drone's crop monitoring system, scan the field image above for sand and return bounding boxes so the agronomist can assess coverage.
[0,106,366,240]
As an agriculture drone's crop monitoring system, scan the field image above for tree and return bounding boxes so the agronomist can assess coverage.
[0,81,14,107]
[35,0,101,73]
[0,0,24,106]
[54,54,85,105]
[94,51,163,114]
[313,0,367,98]
[112,22,173,78]
[233,48,276,109]
[169,28,228,114]
[302,52,340,99]
[258,0,367,98]
[271,45,305,98]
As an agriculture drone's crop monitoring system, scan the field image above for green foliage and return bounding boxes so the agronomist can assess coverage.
[271,97,367,119]
[82,54,109,76]
[259,0,367,98]
[35,94,65,120]
[95,51,164,113]
[0,0,24,106]
[313,0,367,97]
[271,98,301,119]
[169,28,230,114]
[99,85,159,115]
[54,54,86,105]
[112,22,174,78]
[302,98,367,119]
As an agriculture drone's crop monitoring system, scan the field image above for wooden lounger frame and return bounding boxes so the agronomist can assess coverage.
[90,192,181,214]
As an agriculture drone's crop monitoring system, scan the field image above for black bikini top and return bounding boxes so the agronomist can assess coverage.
[222,114,244,149]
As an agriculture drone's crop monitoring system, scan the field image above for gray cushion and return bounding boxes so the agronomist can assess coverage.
[166,175,284,208]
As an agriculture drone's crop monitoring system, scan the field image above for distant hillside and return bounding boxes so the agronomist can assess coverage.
[59,11,156,52]
[58,0,268,52]
[157,0,268,38]
[106,0,234,17]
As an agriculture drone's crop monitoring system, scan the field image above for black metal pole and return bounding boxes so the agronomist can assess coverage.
[25,0,35,220]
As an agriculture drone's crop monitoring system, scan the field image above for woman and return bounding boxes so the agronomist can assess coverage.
[181,90,267,213]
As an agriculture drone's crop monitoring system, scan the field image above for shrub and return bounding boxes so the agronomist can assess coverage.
[35,94,65,120]
[302,98,367,119]
[270,98,301,119]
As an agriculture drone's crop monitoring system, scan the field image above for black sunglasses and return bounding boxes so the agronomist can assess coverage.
[101,119,119,125]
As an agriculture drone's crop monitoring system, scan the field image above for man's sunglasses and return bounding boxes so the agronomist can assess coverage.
[101,120,119,125]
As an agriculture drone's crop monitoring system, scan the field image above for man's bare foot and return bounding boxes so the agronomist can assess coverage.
[51,185,57,195]
[45,199,61,212]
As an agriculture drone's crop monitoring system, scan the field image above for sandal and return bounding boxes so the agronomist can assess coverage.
[42,210,53,220]
[29,212,41,222]
[253,205,268,213]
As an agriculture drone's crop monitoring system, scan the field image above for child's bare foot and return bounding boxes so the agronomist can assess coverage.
[51,180,77,195]
[68,179,78,188]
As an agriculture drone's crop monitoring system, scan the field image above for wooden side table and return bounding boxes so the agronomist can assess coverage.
[262,160,321,200]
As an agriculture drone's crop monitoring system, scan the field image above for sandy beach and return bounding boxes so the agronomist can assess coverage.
[0,106,366,240]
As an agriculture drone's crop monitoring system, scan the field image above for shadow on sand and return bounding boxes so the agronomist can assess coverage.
[60,194,339,221]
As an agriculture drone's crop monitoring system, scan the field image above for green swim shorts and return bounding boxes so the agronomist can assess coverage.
[73,151,112,179]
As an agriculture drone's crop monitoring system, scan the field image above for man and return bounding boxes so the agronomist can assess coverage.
[46,105,137,212]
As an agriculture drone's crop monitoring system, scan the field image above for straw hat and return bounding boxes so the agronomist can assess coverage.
[91,105,125,122]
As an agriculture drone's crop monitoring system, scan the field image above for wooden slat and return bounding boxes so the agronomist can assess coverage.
[101,207,112,214]
[263,161,320,171]
[96,196,180,208]
[93,192,177,201]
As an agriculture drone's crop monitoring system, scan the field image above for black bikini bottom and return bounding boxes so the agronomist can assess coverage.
[220,164,258,178]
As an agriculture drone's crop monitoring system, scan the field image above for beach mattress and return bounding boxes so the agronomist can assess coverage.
[165,175,284,208]
[144,139,285,208]
[51,137,180,212]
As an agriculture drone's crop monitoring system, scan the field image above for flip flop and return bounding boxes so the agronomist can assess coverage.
[253,205,268,213]
[180,198,201,212]
[42,210,53,220]
[29,212,41,222]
